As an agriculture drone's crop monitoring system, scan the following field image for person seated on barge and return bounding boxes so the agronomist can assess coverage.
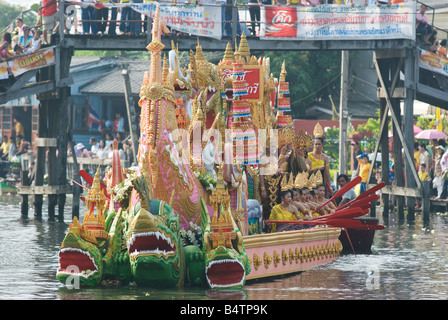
[268,176,304,232]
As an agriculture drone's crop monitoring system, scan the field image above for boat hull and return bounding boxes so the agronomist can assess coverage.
[243,227,342,281]
[339,217,378,254]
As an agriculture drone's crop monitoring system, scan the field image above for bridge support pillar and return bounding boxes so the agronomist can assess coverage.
[372,49,421,223]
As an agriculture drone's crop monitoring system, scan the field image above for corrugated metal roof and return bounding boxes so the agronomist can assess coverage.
[79,61,149,96]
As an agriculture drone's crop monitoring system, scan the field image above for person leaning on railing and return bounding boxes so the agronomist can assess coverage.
[39,0,59,44]
[437,39,447,58]
[416,4,435,45]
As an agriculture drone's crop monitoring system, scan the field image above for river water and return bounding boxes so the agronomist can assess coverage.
[1,193,448,301]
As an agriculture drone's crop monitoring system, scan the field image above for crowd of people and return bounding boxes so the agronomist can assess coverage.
[415,4,447,58]
[0,20,42,61]
[69,113,134,163]
[0,0,420,48]
[0,117,31,179]
[413,139,448,204]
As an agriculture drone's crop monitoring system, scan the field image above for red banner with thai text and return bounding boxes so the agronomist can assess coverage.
[261,6,298,39]
[219,66,262,101]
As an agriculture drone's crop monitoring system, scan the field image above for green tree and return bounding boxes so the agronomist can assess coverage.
[0,2,38,33]
[258,50,342,118]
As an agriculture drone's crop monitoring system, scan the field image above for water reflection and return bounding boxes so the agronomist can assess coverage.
[1,194,448,300]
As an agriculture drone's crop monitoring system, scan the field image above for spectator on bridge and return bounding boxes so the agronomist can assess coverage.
[437,39,447,58]
[0,33,13,60]
[14,18,25,37]
[131,0,143,36]
[81,0,98,35]
[119,0,132,35]
[11,27,20,49]
[96,0,109,35]
[248,0,261,36]
[13,44,23,56]
[18,27,33,51]
[216,0,230,36]
[416,4,434,45]
[24,29,42,54]
[39,0,59,44]
[108,0,118,35]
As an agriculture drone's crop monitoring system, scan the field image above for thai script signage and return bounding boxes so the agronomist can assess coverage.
[218,65,264,102]
[419,49,448,77]
[0,47,55,79]
[260,2,416,40]
[67,1,222,39]
[133,3,222,40]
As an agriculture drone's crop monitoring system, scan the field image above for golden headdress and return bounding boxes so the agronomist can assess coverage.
[277,126,294,148]
[313,122,324,138]
[314,170,323,185]
[294,129,313,150]
[308,172,316,190]
[280,173,294,191]
[294,171,309,190]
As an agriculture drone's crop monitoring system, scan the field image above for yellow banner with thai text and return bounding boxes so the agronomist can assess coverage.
[419,49,448,77]
[8,47,55,77]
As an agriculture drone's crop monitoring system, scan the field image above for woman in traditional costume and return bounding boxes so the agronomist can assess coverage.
[315,183,336,215]
[268,175,304,232]
[308,123,332,197]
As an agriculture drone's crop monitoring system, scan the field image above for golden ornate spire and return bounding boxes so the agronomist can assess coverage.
[238,32,250,60]
[209,164,236,249]
[313,122,324,138]
[220,42,235,65]
[189,49,198,89]
[146,4,165,84]
[279,60,287,82]
[82,166,108,242]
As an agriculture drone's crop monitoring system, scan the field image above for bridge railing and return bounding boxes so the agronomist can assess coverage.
[51,0,419,42]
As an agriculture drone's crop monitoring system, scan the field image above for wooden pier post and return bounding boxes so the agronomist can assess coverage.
[20,168,29,219]
[422,180,430,222]
[404,48,418,223]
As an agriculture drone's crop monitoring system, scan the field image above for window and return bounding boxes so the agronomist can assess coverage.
[73,104,89,131]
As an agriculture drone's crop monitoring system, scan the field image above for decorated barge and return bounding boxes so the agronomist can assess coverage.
[56,5,383,290]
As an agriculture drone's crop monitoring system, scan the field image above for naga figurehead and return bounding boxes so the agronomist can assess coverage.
[57,168,111,287]
[126,198,184,287]
[201,166,251,289]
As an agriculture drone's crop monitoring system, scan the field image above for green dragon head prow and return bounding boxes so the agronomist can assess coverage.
[126,199,184,287]
[201,200,251,289]
[56,217,104,287]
